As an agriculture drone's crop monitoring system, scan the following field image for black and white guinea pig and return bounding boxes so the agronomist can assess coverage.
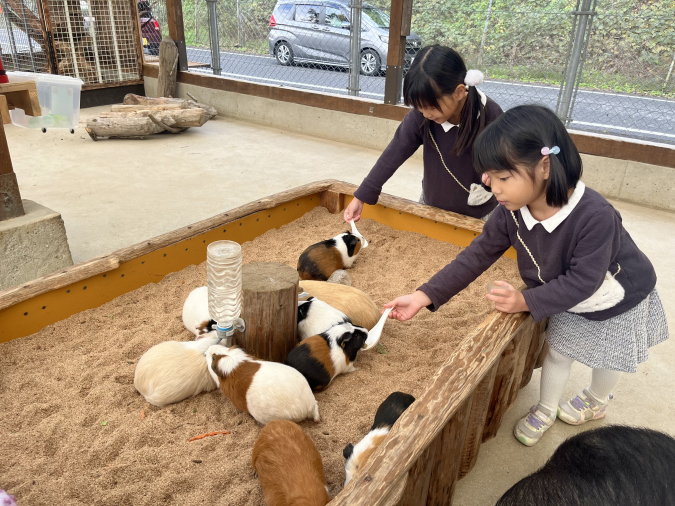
[297,296,351,340]
[297,232,362,281]
[182,286,215,338]
[285,321,368,392]
[134,333,220,407]
[206,344,320,425]
[343,392,416,486]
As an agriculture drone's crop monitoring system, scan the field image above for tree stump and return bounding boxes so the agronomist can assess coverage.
[237,262,299,362]
[157,36,179,98]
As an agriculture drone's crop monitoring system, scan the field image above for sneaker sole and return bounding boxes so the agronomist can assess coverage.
[557,406,607,426]
[513,426,539,447]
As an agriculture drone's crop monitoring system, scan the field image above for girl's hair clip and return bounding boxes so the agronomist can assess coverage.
[541,146,560,156]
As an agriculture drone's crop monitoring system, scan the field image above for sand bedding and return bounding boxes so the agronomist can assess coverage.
[0,207,521,505]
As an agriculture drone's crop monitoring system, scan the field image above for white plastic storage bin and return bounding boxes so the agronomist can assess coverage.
[7,72,83,133]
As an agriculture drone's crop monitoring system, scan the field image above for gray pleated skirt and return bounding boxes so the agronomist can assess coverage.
[546,288,669,373]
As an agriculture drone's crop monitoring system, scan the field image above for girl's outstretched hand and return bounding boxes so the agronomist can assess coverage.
[486,281,529,313]
[344,198,364,223]
[384,290,432,321]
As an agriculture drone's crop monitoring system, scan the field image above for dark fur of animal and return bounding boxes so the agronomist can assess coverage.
[297,232,362,281]
[342,391,416,486]
[286,323,368,392]
[496,425,675,506]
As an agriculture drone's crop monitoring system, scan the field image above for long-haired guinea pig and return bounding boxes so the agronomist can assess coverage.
[252,420,330,506]
[134,333,220,407]
[298,296,351,340]
[297,232,362,281]
[285,321,368,392]
[299,280,380,330]
[343,392,416,486]
[206,344,320,425]
[182,286,215,337]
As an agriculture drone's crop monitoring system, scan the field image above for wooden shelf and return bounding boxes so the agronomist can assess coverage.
[0,81,42,124]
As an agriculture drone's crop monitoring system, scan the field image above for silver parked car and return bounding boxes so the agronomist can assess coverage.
[268,0,421,76]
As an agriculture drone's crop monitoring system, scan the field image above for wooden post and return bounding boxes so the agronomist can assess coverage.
[383,0,412,104]
[238,262,299,362]
[320,190,345,215]
[507,321,533,407]
[397,440,437,506]
[0,121,24,221]
[157,36,179,97]
[166,0,188,72]
[458,361,498,479]
[520,317,547,389]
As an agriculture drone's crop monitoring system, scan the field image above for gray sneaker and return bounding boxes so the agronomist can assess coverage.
[514,405,556,447]
[558,389,610,426]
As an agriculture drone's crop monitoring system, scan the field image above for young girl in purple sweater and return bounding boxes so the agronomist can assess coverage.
[384,105,669,446]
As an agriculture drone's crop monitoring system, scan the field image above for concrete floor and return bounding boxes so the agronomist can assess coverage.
[6,107,674,504]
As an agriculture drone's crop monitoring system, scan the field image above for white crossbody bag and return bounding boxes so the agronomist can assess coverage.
[510,210,624,314]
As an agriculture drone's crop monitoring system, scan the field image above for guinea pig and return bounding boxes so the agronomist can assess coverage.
[0,489,17,506]
[298,296,351,340]
[299,280,380,330]
[285,321,369,391]
[297,232,362,281]
[496,426,675,506]
[343,392,416,487]
[134,333,220,407]
[206,344,320,425]
[182,286,215,337]
[252,420,330,506]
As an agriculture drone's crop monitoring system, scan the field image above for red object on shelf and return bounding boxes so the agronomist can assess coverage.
[0,54,8,84]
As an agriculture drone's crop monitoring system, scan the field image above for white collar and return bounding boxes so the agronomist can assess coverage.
[520,182,586,233]
[441,88,487,132]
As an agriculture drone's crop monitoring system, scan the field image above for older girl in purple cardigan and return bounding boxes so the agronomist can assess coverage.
[384,105,669,446]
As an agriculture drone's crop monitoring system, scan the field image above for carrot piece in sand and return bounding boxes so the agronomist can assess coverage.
[189,431,231,442]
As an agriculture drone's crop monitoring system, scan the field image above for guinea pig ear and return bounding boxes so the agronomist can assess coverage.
[210,354,226,377]
[343,443,354,460]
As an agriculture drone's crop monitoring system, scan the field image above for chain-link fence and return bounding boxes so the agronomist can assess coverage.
[0,0,50,73]
[141,0,675,145]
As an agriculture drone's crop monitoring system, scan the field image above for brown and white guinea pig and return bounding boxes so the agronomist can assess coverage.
[299,280,380,330]
[285,321,368,392]
[343,392,416,487]
[252,420,330,506]
[182,286,215,338]
[134,333,220,407]
[297,232,362,281]
[206,344,320,425]
[297,296,351,340]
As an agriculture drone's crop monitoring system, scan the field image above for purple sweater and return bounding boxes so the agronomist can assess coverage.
[418,186,657,322]
[353,99,503,219]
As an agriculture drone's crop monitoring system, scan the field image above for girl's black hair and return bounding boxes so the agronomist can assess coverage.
[473,105,583,208]
[403,44,485,155]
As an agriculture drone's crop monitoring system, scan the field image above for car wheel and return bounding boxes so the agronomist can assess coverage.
[275,42,293,66]
[360,49,380,76]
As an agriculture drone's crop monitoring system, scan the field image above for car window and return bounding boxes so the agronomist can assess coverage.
[294,4,320,23]
[274,3,294,20]
[324,6,348,27]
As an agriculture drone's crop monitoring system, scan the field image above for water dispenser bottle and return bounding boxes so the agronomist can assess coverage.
[206,240,245,346]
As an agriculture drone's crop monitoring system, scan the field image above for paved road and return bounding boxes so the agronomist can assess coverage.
[185,46,675,145]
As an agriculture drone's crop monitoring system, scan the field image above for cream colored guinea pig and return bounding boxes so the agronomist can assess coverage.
[299,280,380,330]
[252,420,330,506]
[134,333,219,407]
[182,286,215,338]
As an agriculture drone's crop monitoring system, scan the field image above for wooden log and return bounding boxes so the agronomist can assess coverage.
[86,108,212,139]
[535,340,550,370]
[520,317,547,388]
[458,361,498,479]
[110,103,188,112]
[238,262,299,362]
[86,116,164,139]
[320,190,345,214]
[425,394,473,505]
[157,36,179,98]
[122,93,218,119]
[482,331,522,442]
[397,440,437,506]
[98,108,210,125]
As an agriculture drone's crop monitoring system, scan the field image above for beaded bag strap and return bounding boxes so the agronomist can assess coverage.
[428,129,470,194]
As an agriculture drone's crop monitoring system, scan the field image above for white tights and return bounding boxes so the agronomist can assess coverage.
[538,346,623,418]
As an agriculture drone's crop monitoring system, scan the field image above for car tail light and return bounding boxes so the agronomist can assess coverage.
[269,14,276,27]
[152,19,160,30]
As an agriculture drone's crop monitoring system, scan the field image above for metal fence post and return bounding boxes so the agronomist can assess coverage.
[347,0,362,96]
[557,0,596,126]
[478,0,494,66]
[206,0,222,75]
